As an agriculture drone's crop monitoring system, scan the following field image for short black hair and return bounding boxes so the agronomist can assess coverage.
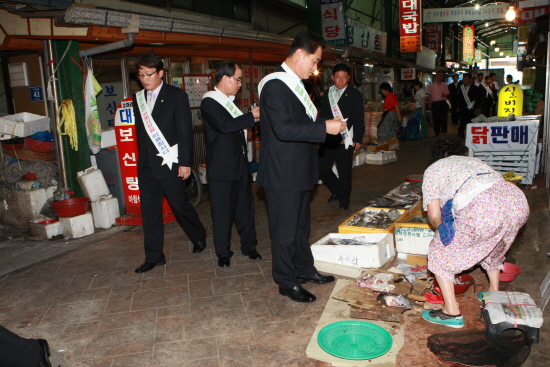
[135,52,164,72]
[478,73,484,77]
[288,31,326,57]
[430,134,465,161]
[463,73,472,79]
[332,63,350,75]
[436,71,445,75]
[490,72,497,77]
[215,60,242,84]
[413,80,423,88]
[485,75,492,81]
[379,82,392,92]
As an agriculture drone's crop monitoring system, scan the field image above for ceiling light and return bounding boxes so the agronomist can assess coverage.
[476,4,480,10]
[485,23,489,27]
[495,47,500,52]
[500,52,504,56]
[505,6,516,21]
[490,40,496,45]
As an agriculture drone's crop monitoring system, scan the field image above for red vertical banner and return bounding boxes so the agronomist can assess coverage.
[463,26,475,65]
[400,0,421,53]
[425,23,442,54]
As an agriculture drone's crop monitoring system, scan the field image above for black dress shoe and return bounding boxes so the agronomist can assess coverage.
[328,194,338,203]
[37,339,53,367]
[279,285,316,302]
[135,258,166,273]
[192,239,207,253]
[339,203,349,210]
[242,249,262,260]
[217,257,231,267]
[297,271,336,284]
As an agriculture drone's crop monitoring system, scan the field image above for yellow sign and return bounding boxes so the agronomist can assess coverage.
[463,26,475,65]
[523,68,536,85]
[498,84,524,117]
[474,49,482,63]
[518,26,529,43]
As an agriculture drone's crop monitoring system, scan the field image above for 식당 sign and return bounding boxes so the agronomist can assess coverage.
[463,26,475,65]
[400,0,421,52]
[320,0,347,46]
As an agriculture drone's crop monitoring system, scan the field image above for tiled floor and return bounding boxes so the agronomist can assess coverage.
[1,127,548,366]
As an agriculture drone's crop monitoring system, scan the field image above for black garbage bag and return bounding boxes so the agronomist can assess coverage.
[427,329,531,367]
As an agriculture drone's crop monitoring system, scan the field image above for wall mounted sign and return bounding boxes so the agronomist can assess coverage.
[320,0,348,46]
[424,4,508,22]
[399,0,421,53]
[425,23,442,54]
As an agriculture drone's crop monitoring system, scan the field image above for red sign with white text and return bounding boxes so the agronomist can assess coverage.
[425,23,442,54]
[517,6,550,25]
[400,0,421,52]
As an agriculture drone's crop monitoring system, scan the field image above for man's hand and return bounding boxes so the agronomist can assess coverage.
[326,119,347,135]
[251,106,260,119]
[178,166,191,180]
[353,142,362,151]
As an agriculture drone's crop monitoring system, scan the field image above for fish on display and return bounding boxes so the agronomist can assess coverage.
[347,209,400,229]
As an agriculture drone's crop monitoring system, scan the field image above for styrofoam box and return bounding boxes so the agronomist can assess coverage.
[28,217,61,239]
[60,211,94,239]
[0,113,50,137]
[366,150,397,165]
[394,211,435,255]
[311,232,395,269]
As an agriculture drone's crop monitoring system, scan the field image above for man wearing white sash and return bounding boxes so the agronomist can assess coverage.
[257,32,347,303]
[318,63,364,211]
[201,60,262,268]
[480,75,496,118]
[457,73,480,139]
[133,52,206,274]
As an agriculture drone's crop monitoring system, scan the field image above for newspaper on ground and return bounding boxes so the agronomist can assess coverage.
[484,291,543,328]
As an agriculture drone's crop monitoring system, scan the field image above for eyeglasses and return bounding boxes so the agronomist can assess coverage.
[137,71,158,79]
[229,76,242,83]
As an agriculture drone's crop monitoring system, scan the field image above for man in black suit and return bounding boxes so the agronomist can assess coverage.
[258,32,347,303]
[133,52,206,273]
[448,74,461,126]
[201,60,262,268]
[457,73,480,138]
[318,63,364,210]
[0,326,52,366]
[479,75,496,117]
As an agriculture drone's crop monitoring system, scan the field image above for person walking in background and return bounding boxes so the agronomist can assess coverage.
[427,71,450,137]
[421,135,528,328]
[448,74,461,126]
[378,82,402,140]
[489,72,500,91]
[456,73,480,139]
[133,52,207,274]
[506,74,514,84]
[201,60,262,268]
[318,63,365,211]
[475,73,484,87]
[257,31,347,303]
[413,80,429,138]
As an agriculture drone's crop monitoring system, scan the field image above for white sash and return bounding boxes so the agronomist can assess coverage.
[257,64,318,120]
[136,90,179,170]
[482,83,493,99]
[202,89,243,117]
[329,86,353,149]
[461,85,475,110]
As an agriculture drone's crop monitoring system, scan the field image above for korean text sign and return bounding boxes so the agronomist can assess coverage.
[425,23,442,54]
[466,121,537,151]
[320,0,347,46]
[463,26,475,65]
[498,85,524,117]
[400,0,421,52]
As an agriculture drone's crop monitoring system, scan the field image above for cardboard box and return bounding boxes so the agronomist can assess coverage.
[394,211,435,255]
[338,207,406,234]
[311,232,395,269]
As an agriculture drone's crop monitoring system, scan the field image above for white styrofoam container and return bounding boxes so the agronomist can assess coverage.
[77,167,110,201]
[198,164,207,184]
[311,232,395,269]
[28,217,61,239]
[91,195,120,229]
[60,211,94,239]
[394,226,434,255]
[366,150,397,165]
[100,128,117,148]
[0,113,50,137]
[353,149,367,167]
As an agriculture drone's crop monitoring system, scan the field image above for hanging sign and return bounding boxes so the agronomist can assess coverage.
[320,0,348,46]
[518,26,529,43]
[474,49,483,63]
[424,4,508,23]
[522,68,536,85]
[498,84,524,117]
[399,0,421,53]
[463,26,475,65]
[517,2,550,25]
[425,23,442,54]
[401,68,416,80]
[346,18,387,55]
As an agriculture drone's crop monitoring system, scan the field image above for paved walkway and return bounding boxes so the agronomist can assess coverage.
[1,125,549,366]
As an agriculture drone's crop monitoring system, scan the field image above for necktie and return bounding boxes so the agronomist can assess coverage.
[336,88,343,101]
[148,91,156,110]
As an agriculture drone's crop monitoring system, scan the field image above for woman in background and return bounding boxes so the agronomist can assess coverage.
[421,134,529,328]
[413,80,428,138]
[378,82,402,140]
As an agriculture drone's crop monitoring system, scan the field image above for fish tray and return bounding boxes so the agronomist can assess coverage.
[338,207,407,234]
[394,211,435,255]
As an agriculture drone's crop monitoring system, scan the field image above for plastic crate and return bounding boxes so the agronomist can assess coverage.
[0,113,50,137]
[338,207,407,234]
